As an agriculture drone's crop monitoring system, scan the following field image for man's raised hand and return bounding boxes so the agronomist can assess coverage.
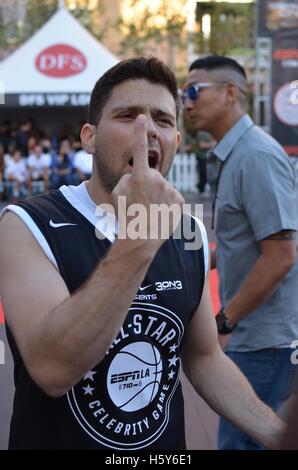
[112,114,184,249]
[131,114,150,177]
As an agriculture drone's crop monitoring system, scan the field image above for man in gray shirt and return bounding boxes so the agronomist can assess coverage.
[182,55,298,450]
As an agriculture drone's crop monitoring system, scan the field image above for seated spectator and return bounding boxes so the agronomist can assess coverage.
[27,144,51,195]
[5,149,29,201]
[16,120,32,156]
[51,140,73,189]
[73,148,92,184]
[72,135,83,152]
[40,136,52,156]
[0,120,13,151]
[27,136,37,156]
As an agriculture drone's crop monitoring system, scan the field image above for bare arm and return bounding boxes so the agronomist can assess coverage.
[224,230,296,325]
[0,115,183,398]
[0,213,156,398]
[210,246,216,270]
[182,270,285,449]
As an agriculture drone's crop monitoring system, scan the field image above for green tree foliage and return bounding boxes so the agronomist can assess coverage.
[68,0,107,41]
[0,6,5,47]
[24,0,57,39]
[195,2,255,56]
[117,0,187,69]
[0,0,106,50]
[0,0,58,49]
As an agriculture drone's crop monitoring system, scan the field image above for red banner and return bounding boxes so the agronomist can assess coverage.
[0,303,4,324]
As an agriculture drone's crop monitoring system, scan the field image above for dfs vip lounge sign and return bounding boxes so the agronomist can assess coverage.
[19,43,90,107]
[257,1,298,156]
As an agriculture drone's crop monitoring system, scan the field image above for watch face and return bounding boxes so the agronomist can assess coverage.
[216,310,226,329]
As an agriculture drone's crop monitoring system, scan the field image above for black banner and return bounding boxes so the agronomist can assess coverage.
[0,92,91,107]
[271,30,298,156]
[257,0,298,36]
[0,450,294,467]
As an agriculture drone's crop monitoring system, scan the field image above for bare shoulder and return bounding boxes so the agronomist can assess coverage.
[0,210,69,351]
[0,210,57,276]
[0,211,36,271]
[0,209,27,231]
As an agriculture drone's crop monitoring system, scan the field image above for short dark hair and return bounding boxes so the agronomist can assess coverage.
[189,55,247,79]
[88,56,180,125]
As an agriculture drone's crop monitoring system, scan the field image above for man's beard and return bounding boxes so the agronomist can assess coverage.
[93,137,173,191]
[93,141,122,193]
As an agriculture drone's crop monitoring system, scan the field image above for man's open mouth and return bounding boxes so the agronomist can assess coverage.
[128,150,159,169]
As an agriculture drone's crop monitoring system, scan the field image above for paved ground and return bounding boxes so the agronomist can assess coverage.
[0,190,221,450]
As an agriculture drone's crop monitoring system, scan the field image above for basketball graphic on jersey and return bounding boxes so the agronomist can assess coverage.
[68,304,185,449]
[107,341,163,412]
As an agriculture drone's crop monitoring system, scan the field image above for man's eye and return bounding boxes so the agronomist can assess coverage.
[118,113,134,119]
[157,118,173,126]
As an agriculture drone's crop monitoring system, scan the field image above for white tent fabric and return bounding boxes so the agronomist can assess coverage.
[0,7,118,105]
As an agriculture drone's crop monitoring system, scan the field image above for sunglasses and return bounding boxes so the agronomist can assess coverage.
[180,82,228,105]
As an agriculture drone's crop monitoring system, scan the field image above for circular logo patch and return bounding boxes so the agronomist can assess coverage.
[67,303,184,449]
[35,44,87,78]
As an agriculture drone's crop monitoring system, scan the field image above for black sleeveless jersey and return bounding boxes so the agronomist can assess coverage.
[6,189,206,450]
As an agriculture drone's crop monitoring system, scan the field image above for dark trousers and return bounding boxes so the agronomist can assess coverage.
[218,348,297,450]
[197,157,207,193]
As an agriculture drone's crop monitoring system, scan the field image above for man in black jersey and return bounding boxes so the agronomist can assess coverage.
[0,57,285,450]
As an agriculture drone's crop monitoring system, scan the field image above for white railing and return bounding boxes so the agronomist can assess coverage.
[167,153,198,193]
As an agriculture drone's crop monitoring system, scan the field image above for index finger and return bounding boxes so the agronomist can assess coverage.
[132,114,149,174]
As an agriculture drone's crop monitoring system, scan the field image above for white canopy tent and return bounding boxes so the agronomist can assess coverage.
[0,6,119,108]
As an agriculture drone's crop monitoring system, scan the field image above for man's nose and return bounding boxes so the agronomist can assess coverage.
[183,96,194,111]
[146,114,158,139]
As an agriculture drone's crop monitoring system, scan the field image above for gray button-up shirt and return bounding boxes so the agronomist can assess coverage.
[213,114,298,351]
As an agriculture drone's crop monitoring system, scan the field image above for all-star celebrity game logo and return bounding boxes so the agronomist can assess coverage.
[67,303,184,450]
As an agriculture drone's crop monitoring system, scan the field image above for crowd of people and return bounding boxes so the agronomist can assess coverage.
[0,119,220,203]
[0,120,92,201]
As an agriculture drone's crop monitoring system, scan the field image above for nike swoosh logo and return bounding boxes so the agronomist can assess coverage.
[49,219,78,228]
[139,284,152,291]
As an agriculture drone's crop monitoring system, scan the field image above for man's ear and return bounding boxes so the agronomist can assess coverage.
[176,131,181,149]
[226,83,238,105]
[80,124,96,154]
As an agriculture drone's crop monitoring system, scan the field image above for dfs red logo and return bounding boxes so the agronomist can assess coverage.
[35,44,87,78]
